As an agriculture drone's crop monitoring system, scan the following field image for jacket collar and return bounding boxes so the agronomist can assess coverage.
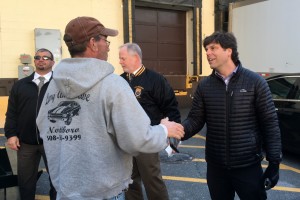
[22,71,53,83]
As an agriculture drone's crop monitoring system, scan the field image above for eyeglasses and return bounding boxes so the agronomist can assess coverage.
[34,56,53,61]
[100,38,110,46]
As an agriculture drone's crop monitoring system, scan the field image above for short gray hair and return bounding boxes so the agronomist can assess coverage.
[119,43,142,60]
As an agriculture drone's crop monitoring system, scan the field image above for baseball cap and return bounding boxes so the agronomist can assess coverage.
[64,16,118,47]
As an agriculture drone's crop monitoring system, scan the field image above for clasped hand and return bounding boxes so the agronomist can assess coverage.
[160,117,184,140]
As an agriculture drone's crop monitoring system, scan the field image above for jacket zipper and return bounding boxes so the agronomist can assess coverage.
[225,82,235,169]
[225,84,230,168]
[35,84,41,144]
[215,74,233,168]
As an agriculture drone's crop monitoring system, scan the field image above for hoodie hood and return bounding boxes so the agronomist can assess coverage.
[53,58,114,98]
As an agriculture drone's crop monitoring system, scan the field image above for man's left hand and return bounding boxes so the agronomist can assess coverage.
[263,162,280,190]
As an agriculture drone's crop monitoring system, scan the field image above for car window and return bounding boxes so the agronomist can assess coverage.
[293,79,300,100]
[267,77,298,99]
[59,102,70,106]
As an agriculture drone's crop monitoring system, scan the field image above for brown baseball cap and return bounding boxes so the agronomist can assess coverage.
[64,16,118,47]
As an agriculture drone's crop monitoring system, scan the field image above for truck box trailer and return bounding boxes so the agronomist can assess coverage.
[228,0,300,77]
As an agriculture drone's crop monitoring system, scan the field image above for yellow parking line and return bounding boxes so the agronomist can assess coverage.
[192,158,206,162]
[193,159,269,167]
[163,176,300,193]
[280,163,300,174]
[192,134,206,140]
[163,175,207,183]
[0,133,4,137]
[33,178,300,198]
[187,135,300,174]
[193,159,300,174]
[272,186,300,193]
[179,145,205,149]
[35,194,50,200]
[262,159,300,174]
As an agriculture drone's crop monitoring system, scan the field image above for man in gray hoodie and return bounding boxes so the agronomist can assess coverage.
[36,16,184,200]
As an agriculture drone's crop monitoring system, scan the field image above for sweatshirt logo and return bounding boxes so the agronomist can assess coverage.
[48,101,81,125]
[134,86,144,98]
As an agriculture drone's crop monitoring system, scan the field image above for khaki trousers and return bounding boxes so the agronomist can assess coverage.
[125,152,169,200]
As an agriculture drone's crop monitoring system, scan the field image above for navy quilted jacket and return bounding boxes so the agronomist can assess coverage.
[182,64,282,168]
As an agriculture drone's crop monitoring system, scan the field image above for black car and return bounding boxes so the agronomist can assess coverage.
[48,101,81,125]
[267,74,300,154]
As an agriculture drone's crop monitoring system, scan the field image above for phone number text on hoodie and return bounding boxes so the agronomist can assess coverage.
[46,134,81,141]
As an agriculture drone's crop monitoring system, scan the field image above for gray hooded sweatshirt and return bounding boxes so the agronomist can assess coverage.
[37,58,168,200]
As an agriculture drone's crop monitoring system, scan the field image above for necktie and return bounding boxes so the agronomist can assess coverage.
[38,76,45,94]
[129,73,134,82]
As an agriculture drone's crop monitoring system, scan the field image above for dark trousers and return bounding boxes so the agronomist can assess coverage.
[125,153,169,200]
[207,162,267,200]
[17,143,56,200]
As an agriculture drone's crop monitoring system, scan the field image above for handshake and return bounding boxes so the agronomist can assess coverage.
[160,118,184,153]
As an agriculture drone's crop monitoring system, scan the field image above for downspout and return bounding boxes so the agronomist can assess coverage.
[123,0,130,43]
[123,0,135,43]
[215,0,230,32]
[193,5,197,75]
[193,0,202,75]
[131,0,136,42]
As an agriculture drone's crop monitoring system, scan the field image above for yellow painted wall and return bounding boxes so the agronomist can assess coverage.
[0,0,124,78]
[201,0,215,76]
[0,96,8,128]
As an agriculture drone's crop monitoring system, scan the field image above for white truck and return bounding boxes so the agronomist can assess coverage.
[228,0,300,77]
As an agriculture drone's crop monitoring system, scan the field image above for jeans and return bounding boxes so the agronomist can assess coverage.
[106,191,125,200]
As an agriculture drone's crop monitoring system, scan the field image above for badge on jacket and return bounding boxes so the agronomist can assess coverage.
[134,86,144,98]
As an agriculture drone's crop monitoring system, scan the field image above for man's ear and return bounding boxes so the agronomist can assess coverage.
[134,53,141,63]
[227,48,232,57]
[87,37,98,51]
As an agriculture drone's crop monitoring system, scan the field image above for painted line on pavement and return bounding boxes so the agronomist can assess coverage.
[35,194,50,200]
[35,178,300,198]
[193,159,300,174]
[0,133,4,136]
[192,134,206,140]
[187,134,300,173]
[179,145,205,149]
[279,163,300,174]
[192,158,206,162]
[163,175,207,183]
[163,176,300,193]
[272,186,300,193]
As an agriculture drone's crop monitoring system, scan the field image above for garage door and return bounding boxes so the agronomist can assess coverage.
[134,7,186,76]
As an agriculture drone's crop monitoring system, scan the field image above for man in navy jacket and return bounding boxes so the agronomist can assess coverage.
[5,48,56,200]
[182,32,282,200]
